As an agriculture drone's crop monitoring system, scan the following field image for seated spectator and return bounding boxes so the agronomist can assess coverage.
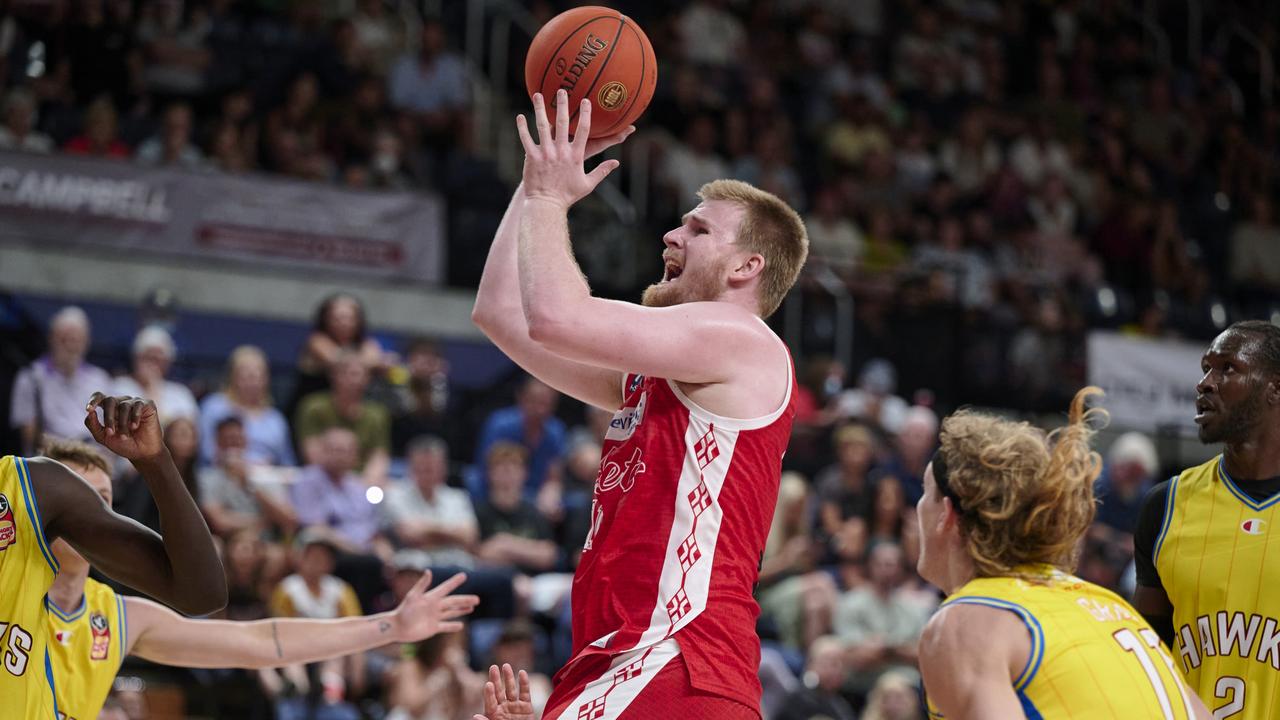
[62,96,130,159]
[113,326,199,426]
[199,345,295,467]
[868,474,906,543]
[0,88,54,153]
[289,428,382,554]
[758,473,836,653]
[1229,193,1280,297]
[199,416,298,539]
[489,621,552,715]
[386,633,482,720]
[294,352,391,484]
[861,669,923,720]
[659,113,729,205]
[383,436,477,568]
[135,0,211,96]
[472,377,566,503]
[135,101,204,167]
[10,306,111,453]
[817,424,878,561]
[222,528,279,622]
[387,17,470,149]
[1086,431,1158,587]
[804,186,864,276]
[833,542,930,699]
[290,293,392,418]
[832,359,909,434]
[775,635,857,720]
[475,442,558,576]
[877,405,939,505]
[390,338,456,457]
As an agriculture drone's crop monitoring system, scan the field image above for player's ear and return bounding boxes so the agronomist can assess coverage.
[1268,375,1280,406]
[729,252,765,283]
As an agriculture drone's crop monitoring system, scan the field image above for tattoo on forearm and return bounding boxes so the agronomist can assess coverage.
[379,620,391,634]
[272,621,283,659]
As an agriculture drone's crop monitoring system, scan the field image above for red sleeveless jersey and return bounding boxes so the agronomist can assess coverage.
[561,358,795,710]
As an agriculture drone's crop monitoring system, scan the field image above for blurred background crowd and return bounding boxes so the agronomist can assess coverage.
[2,0,1279,718]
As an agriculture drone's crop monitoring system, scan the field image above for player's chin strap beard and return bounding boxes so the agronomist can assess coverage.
[932,449,967,518]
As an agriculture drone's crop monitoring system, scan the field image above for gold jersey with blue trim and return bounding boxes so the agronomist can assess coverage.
[925,567,1196,719]
[0,456,61,718]
[45,577,128,720]
[1155,455,1280,720]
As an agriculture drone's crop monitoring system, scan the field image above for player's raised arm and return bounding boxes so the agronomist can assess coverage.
[121,571,478,669]
[515,90,802,387]
[918,604,1030,720]
[31,394,226,616]
[471,102,635,411]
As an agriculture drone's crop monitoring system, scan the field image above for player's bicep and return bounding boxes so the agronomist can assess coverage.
[920,605,1030,720]
[531,298,760,385]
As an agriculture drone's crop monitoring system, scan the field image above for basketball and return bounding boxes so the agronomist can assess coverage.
[524,6,657,138]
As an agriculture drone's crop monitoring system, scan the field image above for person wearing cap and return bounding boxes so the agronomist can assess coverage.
[10,305,112,452]
[113,326,199,426]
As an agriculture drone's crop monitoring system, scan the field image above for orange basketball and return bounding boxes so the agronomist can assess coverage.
[524,6,657,139]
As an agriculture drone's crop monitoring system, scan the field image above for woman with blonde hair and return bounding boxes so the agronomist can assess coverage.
[199,345,295,466]
[916,388,1211,719]
[860,669,921,720]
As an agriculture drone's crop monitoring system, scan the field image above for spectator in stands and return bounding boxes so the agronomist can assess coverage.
[264,72,332,180]
[386,633,482,720]
[391,337,456,458]
[775,635,857,720]
[833,359,909,434]
[113,326,199,425]
[833,542,929,698]
[759,473,836,653]
[1229,193,1280,301]
[475,442,558,576]
[135,0,211,97]
[0,88,54,153]
[877,405,939,505]
[352,0,405,74]
[490,621,552,715]
[199,416,298,539]
[135,101,204,168]
[868,475,906,543]
[1087,431,1159,585]
[62,96,130,159]
[938,108,1001,194]
[804,186,864,276]
[387,17,470,150]
[473,377,566,503]
[817,424,878,563]
[676,0,745,68]
[9,306,111,453]
[659,113,729,206]
[294,352,392,484]
[199,345,295,467]
[290,427,383,554]
[223,528,276,622]
[383,436,477,569]
[290,293,391,415]
[861,669,923,720]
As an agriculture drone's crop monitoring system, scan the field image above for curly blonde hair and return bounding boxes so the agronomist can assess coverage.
[939,387,1107,578]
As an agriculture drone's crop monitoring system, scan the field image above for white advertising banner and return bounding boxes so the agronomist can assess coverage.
[1086,331,1203,433]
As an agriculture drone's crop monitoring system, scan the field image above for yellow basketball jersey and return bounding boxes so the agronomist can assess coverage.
[0,456,61,719]
[926,568,1195,719]
[1155,455,1280,720]
[45,577,127,720]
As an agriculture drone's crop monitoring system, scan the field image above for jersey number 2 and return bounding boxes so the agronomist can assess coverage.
[1113,628,1196,720]
[1212,676,1245,719]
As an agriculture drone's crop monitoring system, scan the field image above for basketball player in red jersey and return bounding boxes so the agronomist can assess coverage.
[472,90,808,719]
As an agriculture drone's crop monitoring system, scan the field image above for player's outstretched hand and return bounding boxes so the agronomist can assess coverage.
[517,88,620,210]
[472,664,534,720]
[84,392,166,462]
[392,571,480,643]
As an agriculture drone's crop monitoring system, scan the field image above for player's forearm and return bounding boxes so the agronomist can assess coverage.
[133,453,228,613]
[518,197,592,342]
[248,614,401,669]
[473,183,529,334]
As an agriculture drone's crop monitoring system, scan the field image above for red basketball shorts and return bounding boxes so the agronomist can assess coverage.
[542,639,760,720]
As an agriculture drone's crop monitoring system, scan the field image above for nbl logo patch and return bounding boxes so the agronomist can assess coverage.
[89,612,110,661]
[0,493,15,551]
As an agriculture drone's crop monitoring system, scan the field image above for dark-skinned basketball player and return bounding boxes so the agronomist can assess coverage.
[1,392,225,717]
[1133,320,1280,720]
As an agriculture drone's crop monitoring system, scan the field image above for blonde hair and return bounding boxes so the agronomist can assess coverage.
[41,439,110,476]
[486,441,529,471]
[861,669,921,720]
[697,179,808,318]
[939,387,1107,578]
[765,471,810,559]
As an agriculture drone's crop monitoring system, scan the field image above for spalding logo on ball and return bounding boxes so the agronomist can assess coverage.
[525,6,657,138]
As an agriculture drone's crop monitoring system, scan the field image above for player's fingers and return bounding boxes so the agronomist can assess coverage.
[429,571,467,596]
[85,391,107,412]
[518,669,531,701]
[438,621,465,633]
[532,93,551,143]
[554,88,570,144]
[128,398,146,430]
[515,114,539,158]
[586,159,621,187]
[503,663,518,702]
[441,596,479,618]
[98,396,118,433]
[409,570,433,597]
[574,98,592,152]
[115,399,133,436]
[84,403,106,441]
[484,676,500,713]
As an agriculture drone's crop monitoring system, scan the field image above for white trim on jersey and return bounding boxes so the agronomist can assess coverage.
[663,338,793,432]
[552,638,682,720]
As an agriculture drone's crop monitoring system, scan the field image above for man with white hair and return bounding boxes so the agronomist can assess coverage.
[1086,431,1159,587]
[114,326,199,425]
[10,306,112,452]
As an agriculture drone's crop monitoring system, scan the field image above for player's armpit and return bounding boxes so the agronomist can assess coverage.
[1131,585,1176,647]
[918,604,1030,720]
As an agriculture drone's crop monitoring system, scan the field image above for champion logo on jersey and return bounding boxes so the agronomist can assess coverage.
[0,493,15,551]
[1241,519,1267,535]
[54,630,73,646]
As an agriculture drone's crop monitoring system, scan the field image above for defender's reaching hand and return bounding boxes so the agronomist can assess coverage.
[517,89,621,210]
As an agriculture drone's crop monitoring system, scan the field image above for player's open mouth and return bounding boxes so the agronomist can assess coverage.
[1194,399,1216,423]
[663,261,683,282]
